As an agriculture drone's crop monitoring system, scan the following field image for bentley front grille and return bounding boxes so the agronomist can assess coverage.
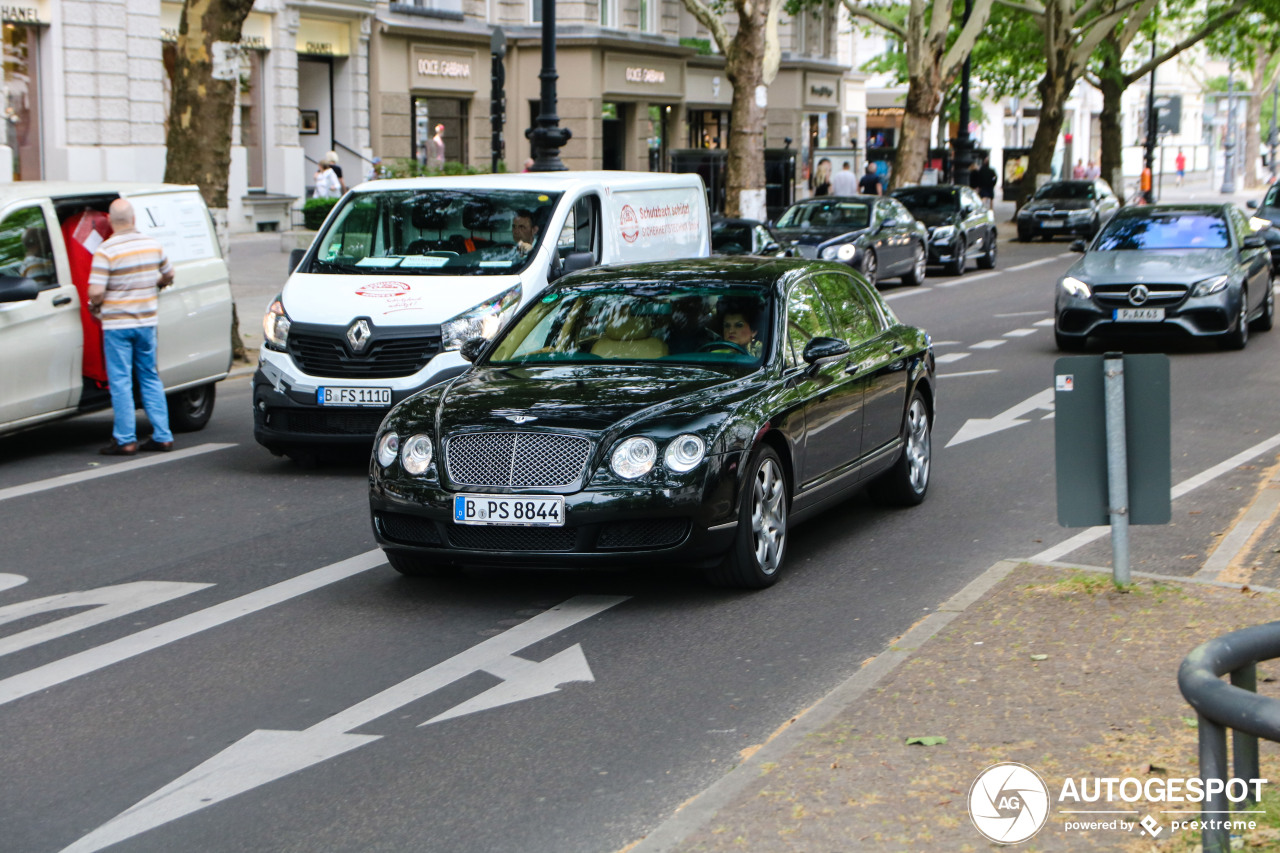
[445,432,592,488]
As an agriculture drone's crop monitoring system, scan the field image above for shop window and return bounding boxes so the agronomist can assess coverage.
[688,110,729,150]
[413,97,468,170]
[3,22,42,181]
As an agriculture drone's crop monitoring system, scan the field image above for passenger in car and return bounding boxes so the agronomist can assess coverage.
[720,301,764,357]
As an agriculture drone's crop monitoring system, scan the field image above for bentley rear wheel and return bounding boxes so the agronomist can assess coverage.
[869,391,931,506]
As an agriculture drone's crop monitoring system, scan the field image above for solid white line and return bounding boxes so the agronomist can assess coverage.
[937,369,1000,378]
[0,550,387,708]
[1031,431,1280,563]
[0,443,237,504]
[1007,257,1069,272]
[883,287,933,301]
[994,311,1050,318]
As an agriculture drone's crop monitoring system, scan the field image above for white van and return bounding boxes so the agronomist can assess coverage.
[0,183,233,439]
[253,171,710,459]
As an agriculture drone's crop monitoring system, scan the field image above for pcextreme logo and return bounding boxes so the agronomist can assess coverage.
[967,763,1270,844]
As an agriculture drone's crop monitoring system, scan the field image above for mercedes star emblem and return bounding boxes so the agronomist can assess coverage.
[1128,284,1150,306]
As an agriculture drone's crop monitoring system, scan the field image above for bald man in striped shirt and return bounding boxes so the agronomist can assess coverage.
[88,198,176,456]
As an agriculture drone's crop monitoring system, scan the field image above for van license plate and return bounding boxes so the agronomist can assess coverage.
[317,386,392,407]
[454,495,565,527]
[1113,308,1164,322]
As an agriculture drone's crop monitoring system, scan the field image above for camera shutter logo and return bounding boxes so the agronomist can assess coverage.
[968,762,1051,844]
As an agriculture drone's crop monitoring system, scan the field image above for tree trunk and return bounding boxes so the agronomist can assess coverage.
[724,5,767,219]
[891,65,945,190]
[1244,49,1268,189]
[1096,49,1125,193]
[164,0,255,360]
[1024,71,1072,204]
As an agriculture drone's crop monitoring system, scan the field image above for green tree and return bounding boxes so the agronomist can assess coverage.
[163,0,255,360]
[679,0,788,217]
[1205,16,1280,189]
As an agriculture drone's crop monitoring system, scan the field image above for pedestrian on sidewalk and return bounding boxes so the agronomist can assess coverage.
[831,161,858,196]
[858,163,884,196]
[88,198,176,456]
[974,156,998,210]
[1176,149,1186,186]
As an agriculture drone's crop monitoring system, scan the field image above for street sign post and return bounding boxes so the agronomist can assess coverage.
[1054,353,1171,583]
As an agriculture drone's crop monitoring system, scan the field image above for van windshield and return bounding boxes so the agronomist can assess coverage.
[305,189,563,276]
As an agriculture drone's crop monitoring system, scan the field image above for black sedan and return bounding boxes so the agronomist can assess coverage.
[771,196,929,287]
[891,184,998,275]
[1054,203,1274,351]
[711,216,782,256]
[1017,179,1121,241]
[369,257,935,588]
[1245,189,1280,272]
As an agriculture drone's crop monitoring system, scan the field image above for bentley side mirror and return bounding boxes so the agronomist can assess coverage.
[802,336,851,365]
[1070,239,1087,253]
[459,337,487,363]
[289,248,306,274]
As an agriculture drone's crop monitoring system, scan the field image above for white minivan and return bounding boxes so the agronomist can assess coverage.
[0,183,233,439]
[253,171,711,459]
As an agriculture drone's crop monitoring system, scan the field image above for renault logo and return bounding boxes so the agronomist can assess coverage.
[1128,285,1150,306]
[347,319,372,353]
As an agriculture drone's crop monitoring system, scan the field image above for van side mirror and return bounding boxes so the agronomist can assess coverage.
[459,337,487,363]
[289,248,306,274]
[0,275,38,303]
[1070,239,1087,253]
[560,252,594,275]
[802,336,850,365]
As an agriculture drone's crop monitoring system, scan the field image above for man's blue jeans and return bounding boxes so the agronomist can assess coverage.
[103,326,172,445]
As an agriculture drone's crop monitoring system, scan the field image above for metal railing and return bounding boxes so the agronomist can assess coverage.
[1177,622,1280,853]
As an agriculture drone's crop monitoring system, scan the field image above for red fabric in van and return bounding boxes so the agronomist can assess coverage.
[61,210,113,385]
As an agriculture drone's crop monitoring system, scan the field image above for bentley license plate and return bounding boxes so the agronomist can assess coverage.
[317,386,392,407]
[454,494,565,527]
[1113,308,1164,322]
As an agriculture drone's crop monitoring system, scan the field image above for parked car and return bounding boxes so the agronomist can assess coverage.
[770,196,929,286]
[890,184,997,275]
[710,216,782,256]
[1017,179,1121,241]
[1054,204,1273,351]
[0,182,233,437]
[369,257,935,589]
[1245,191,1280,272]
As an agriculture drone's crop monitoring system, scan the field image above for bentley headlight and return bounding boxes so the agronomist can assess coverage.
[1060,276,1092,298]
[664,434,706,472]
[376,431,399,468]
[610,436,657,479]
[440,283,522,351]
[1192,275,1230,297]
[400,434,434,476]
[263,298,291,351]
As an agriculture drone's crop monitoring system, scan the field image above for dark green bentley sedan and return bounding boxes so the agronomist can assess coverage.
[369,257,935,588]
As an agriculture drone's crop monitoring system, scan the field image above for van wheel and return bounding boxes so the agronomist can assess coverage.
[167,383,216,432]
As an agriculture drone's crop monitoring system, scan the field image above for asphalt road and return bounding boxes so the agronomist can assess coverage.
[2,235,1278,853]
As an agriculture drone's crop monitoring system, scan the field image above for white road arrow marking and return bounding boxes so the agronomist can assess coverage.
[946,387,1055,448]
[61,594,626,853]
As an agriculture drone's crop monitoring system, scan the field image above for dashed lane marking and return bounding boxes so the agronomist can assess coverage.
[0,443,237,504]
[937,369,1000,378]
[1004,328,1038,337]
[970,339,1008,349]
[935,352,971,364]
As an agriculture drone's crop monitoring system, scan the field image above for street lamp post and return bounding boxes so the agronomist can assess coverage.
[1143,35,1158,203]
[490,27,506,174]
[951,0,975,185]
[525,0,571,171]
[1222,52,1237,193]
[1270,82,1278,184]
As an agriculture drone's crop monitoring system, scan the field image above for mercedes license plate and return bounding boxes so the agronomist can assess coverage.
[454,494,565,527]
[1114,308,1165,322]
[317,386,392,407]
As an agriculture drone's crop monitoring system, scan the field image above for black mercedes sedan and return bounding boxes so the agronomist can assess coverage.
[771,196,929,286]
[1054,203,1274,351]
[369,257,935,588]
[890,184,998,275]
[711,216,783,256]
[1017,179,1121,241]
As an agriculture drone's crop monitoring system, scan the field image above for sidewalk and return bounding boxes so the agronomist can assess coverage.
[631,452,1280,852]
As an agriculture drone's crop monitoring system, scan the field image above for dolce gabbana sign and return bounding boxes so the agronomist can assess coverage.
[604,54,683,97]
[411,46,478,92]
[625,67,666,84]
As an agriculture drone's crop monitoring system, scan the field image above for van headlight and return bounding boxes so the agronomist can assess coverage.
[263,298,291,351]
[400,434,434,476]
[441,283,522,350]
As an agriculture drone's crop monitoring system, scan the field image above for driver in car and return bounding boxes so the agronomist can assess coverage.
[720,301,764,357]
[512,209,539,254]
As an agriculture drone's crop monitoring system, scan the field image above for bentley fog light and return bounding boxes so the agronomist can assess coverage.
[400,434,434,475]
[263,298,291,351]
[1060,276,1092,299]
[610,436,657,479]
[1192,275,1229,297]
[664,434,706,472]
[376,432,399,468]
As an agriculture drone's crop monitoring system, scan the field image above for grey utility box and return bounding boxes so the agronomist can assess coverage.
[1054,354,1171,527]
